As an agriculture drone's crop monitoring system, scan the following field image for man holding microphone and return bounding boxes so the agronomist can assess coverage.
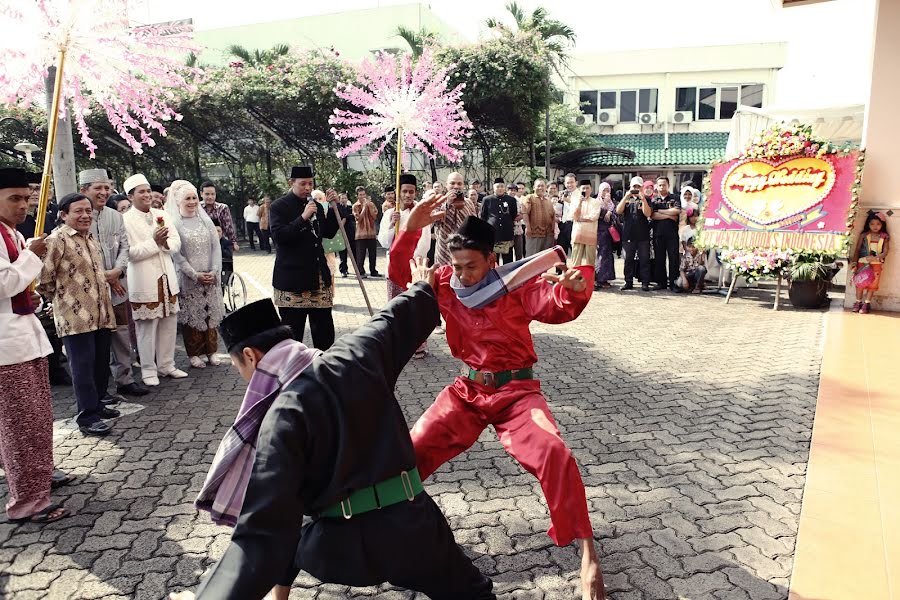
[269,166,340,350]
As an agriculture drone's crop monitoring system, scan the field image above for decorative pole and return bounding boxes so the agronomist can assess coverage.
[330,201,373,316]
[394,127,403,237]
[35,49,67,236]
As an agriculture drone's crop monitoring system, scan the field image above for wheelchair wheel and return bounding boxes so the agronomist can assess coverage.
[223,272,247,313]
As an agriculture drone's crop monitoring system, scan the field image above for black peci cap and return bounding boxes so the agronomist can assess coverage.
[219,299,283,351]
[457,216,495,247]
[0,168,31,189]
[289,165,314,179]
[399,173,417,187]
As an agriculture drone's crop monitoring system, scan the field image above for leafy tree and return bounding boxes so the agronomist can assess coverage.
[435,35,553,180]
[486,2,577,173]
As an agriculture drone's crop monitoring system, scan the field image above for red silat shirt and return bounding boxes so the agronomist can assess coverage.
[388,229,593,372]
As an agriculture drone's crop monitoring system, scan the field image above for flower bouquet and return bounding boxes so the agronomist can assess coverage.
[741,122,835,160]
[720,248,793,283]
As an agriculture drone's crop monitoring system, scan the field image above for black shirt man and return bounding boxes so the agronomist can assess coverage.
[616,176,654,291]
[649,176,682,291]
[479,177,518,264]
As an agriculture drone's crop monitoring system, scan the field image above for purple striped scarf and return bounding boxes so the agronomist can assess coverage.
[195,339,320,526]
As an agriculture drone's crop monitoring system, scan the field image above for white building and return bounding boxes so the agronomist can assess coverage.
[561,42,787,196]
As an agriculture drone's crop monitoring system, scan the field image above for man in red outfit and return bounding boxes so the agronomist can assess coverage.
[389,196,607,600]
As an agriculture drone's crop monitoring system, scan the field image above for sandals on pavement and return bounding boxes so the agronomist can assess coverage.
[11,503,70,524]
[413,350,428,360]
[50,470,76,489]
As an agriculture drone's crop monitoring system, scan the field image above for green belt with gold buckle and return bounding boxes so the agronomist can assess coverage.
[319,468,424,519]
[466,367,534,390]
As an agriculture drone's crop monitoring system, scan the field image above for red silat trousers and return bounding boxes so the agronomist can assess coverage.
[411,377,593,546]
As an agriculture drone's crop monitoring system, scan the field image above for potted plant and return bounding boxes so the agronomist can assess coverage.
[788,252,841,308]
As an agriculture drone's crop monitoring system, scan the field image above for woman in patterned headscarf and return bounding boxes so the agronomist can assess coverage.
[594,182,618,289]
[166,180,224,369]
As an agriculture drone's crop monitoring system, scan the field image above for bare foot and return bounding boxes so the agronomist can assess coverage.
[581,557,607,600]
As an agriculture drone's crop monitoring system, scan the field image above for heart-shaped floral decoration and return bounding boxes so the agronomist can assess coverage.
[721,156,836,226]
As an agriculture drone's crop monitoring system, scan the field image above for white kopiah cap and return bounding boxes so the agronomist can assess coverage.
[123,174,150,194]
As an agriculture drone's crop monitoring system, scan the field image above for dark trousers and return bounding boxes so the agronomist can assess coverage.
[284,494,495,599]
[513,234,525,261]
[246,222,261,249]
[500,248,514,264]
[62,329,111,426]
[557,221,573,254]
[623,239,651,286]
[653,228,681,286]
[339,231,356,274]
[356,238,378,275]
[259,228,271,253]
[280,306,335,350]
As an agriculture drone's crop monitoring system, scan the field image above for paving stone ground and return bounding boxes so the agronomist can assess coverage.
[0,248,827,600]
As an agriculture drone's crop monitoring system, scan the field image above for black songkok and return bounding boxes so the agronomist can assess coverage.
[0,168,30,189]
[290,165,314,179]
[219,299,282,351]
[457,216,495,247]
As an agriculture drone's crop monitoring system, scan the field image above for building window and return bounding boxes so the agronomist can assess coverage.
[675,87,697,118]
[600,91,616,109]
[698,87,717,120]
[639,89,658,114]
[720,87,738,120]
[679,85,764,120]
[579,90,598,120]
[741,84,763,108]
[620,90,637,122]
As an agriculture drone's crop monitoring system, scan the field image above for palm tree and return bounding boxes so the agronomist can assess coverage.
[395,26,437,59]
[226,43,290,66]
[486,3,575,78]
[486,2,576,174]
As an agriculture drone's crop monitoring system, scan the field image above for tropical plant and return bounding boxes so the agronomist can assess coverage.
[788,251,838,281]
[226,43,291,67]
[395,26,437,59]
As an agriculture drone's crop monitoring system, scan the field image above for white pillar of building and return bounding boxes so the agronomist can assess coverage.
[853,0,900,310]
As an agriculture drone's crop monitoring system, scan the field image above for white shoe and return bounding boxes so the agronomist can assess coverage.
[143,377,160,386]
[161,368,188,379]
[207,354,221,366]
[189,356,206,369]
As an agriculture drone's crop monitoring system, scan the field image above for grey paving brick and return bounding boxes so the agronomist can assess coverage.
[0,252,824,599]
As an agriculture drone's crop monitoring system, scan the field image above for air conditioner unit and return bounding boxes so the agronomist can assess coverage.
[596,110,618,126]
[672,111,693,124]
[573,113,594,126]
[638,112,657,125]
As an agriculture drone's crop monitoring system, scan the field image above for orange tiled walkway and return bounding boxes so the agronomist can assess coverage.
[789,309,900,600]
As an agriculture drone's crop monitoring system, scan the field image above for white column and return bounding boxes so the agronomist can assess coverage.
[853,0,900,310]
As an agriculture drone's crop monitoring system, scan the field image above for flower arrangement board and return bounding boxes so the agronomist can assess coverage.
[698,123,863,253]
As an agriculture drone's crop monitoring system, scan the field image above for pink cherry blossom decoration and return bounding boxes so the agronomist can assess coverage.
[0,0,199,157]
[329,49,471,162]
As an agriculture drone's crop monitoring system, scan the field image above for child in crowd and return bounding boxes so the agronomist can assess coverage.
[677,237,707,294]
[850,211,890,314]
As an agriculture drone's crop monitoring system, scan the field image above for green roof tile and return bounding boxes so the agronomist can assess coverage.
[583,132,729,167]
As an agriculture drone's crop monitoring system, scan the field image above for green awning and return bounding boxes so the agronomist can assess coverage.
[580,132,729,167]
